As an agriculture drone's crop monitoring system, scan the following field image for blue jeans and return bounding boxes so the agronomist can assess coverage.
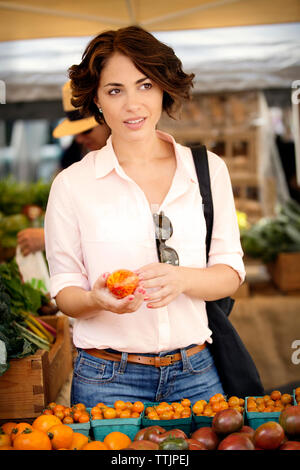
[71,345,224,407]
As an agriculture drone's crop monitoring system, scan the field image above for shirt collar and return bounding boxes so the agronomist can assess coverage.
[94,130,195,184]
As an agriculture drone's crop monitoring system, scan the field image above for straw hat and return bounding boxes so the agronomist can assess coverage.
[53,81,98,138]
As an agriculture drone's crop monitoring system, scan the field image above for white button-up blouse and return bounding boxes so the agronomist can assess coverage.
[44,130,245,353]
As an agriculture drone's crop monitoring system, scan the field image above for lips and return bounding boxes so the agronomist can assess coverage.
[123,117,146,130]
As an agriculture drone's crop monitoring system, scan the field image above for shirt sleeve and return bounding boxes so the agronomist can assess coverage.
[207,154,246,284]
[44,171,90,298]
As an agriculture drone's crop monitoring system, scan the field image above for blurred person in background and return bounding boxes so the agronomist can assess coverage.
[17,81,110,256]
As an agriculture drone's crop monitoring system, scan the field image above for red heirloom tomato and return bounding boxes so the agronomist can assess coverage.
[106,269,139,299]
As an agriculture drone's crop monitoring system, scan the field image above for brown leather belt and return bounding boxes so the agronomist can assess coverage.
[83,343,206,367]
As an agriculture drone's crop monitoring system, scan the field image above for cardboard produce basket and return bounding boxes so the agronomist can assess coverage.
[267,252,300,292]
[0,314,73,421]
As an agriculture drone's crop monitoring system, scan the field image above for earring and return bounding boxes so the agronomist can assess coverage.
[98,107,102,113]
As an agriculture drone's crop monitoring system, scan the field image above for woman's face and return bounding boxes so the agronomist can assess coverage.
[95,52,163,143]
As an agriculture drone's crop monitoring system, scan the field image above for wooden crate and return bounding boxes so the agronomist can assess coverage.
[267,252,300,292]
[0,314,72,420]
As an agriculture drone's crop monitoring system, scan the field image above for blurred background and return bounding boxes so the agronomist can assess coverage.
[0,1,300,406]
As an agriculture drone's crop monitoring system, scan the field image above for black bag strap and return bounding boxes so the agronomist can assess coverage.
[191,146,213,263]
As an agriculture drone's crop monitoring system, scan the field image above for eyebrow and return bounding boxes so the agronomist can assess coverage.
[104,77,149,87]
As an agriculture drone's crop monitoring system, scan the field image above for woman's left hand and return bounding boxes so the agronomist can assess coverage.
[135,263,186,308]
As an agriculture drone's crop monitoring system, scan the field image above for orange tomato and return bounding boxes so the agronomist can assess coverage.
[264,406,274,412]
[72,403,86,412]
[1,422,16,437]
[119,410,131,419]
[145,406,155,414]
[72,410,83,422]
[91,406,101,416]
[63,407,73,417]
[53,404,65,414]
[104,431,131,450]
[270,390,281,401]
[181,408,191,418]
[132,401,144,414]
[281,394,292,405]
[11,423,33,442]
[96,402,107,411]
[155,404,167,416]
[114,400,126,411]
[257,403,265,412]
[78,413,90,424]
[256,397,265,406]
[62,416,74,424]
[13,428,52,450]
[69,432,89,450]
[192,401,205,415]
[211,402,222,413]
[147,411,160,420]
[47,424,74,450]
[247,403,257,412]
[32,414,62,434]
[172,403,184,414]
[219,401,229,411]
[125,401,133,410]
[228,396,240,407]
[54,410,65,421]
[103,407,117,420]
[203,407,213,417]
[130,412,140,418]
[47,402,57,410]
[82,441,108,450]
[159,411,174,420]
[42,409,54,415]
[181,398,191,408]
[266,399,275,408]
[0,432,11,448]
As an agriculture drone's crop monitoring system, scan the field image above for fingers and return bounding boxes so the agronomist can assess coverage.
[93,272,111,290]
[92,274,147,314]
[146,294,174,309]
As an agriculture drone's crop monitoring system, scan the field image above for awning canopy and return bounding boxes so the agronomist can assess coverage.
[0,0,299,41]
[1,22,300,102]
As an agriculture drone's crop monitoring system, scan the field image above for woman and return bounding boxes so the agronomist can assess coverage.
[44,26,245,407]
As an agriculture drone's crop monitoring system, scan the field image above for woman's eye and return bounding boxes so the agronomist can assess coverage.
[108,88,120,95]
[141,82,152,90]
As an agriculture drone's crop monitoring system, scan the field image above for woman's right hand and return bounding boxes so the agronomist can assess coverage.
[90,272,147,314]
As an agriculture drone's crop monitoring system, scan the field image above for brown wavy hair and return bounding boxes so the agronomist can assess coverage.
[68,25,194,124]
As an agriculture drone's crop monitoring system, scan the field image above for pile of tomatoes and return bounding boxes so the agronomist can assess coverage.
[42,402,90,424]
[90,400,144,420]
[192,393,245,417]
[144,398,192,421]
[247,390,296,413]
[0,415,132,450]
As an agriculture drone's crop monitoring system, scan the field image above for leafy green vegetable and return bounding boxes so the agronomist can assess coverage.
[0,213,30,248]
[241,199,300,263]
[0,258,49,315]
[0,176,51,215]
[0,277,38,375]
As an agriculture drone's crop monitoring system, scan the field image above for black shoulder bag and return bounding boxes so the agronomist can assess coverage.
[191,145,264,397]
